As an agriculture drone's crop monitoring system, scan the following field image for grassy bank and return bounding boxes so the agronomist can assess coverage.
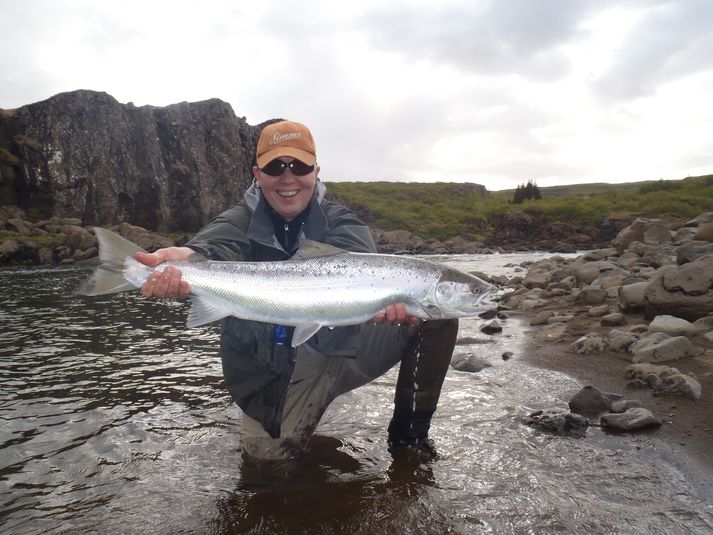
[325,174,713,242]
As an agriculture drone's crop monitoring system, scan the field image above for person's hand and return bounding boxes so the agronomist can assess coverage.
[372,303,421,325]
[134,247,194,299]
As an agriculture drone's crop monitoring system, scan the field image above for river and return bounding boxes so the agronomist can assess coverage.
[1,254,712,534]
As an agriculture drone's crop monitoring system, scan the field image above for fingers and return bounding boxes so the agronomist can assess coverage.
[372,304,421,325]
[141,267,189,298]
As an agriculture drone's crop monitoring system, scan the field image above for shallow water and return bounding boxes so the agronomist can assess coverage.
[1,256,712,534]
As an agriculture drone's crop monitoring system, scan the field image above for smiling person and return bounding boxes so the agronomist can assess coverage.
[135,120,458,460]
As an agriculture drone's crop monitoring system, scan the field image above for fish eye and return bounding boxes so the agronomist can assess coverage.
[470,284,482,294]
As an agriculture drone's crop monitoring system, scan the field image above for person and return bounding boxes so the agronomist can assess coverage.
[135,120,458,460]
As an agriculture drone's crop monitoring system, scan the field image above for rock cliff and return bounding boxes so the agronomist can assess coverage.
[0,90,267,231]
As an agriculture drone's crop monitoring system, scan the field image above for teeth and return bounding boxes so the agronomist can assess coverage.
[278,191,299,197]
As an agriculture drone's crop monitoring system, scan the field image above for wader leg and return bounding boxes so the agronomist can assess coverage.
[388,319,458,452]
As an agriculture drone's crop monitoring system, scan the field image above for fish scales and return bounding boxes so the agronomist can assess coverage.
[80,228,497,347]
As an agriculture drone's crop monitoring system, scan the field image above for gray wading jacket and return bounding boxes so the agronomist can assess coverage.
[185,181,376,438]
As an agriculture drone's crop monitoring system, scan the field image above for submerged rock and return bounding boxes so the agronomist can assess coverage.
[523,409,590,437]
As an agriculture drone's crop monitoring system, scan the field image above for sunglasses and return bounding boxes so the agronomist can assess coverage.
[260,159,315,177]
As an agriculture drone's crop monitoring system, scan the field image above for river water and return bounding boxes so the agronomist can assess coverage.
[1,254,712,534]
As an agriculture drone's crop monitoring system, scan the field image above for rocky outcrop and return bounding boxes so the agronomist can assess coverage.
[0,90,266,232]
[499,212,713,413]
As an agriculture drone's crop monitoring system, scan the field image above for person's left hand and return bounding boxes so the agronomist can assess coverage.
[372,303,421,325]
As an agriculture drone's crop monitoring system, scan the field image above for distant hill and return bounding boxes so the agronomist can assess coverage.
[325,174,713,248]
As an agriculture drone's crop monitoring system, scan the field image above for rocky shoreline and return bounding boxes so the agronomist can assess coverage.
[469,211,713,472]
[0,204,560,266]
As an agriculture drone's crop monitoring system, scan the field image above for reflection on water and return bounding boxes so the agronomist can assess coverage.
[1,260,712,534]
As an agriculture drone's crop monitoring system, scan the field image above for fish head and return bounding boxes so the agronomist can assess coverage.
[428,268,498,318]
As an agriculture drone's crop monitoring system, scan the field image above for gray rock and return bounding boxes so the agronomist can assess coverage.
[644,255,713,321]
[580,287,609,305]
[625,363,703,399]
[569,385,612,415]
[677,242,713,264]
[606,330,639,352]
[0,90,260,232]
[530,311,555,326]
[692,315,713,332]
[629,333,696,363]
[480,320,503,334]
[588,305,610,317]
[523,409,590,437]
[648,315,697,336]
[601,408,661,430]
[573,260,619,285]
[618,281,650,313]
[601,313,626,326]
[610,399,644,413]
[570,333,606,354]
[451,354,492,373]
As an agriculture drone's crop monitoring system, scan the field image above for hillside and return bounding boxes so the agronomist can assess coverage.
[325,174,713,249]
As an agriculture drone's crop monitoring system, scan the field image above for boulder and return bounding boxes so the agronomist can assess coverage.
[644,255,713,321]
[570,333,606,354]
[693,221,713,242]
[618,281,650,313]
[629,333,696,363]
[606,330,639,352]
[523,409,590,437]
[601,408,661,430]
[569,385,612,415]
[601,313,626,326]
[648,315,697,336]
[572,260,618,285]
[451,353,492,373]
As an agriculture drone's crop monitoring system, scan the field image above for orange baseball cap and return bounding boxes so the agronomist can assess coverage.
[256,120,317,168]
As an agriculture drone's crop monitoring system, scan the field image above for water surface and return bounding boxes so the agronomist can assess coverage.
[1,256,712,534]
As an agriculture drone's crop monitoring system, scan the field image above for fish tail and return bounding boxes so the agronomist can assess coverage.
[77,227,148,296]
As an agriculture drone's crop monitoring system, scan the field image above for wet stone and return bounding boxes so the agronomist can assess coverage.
[569,385,612,416]
[523,409,590,438]
[451,354,492,373]
[601,408,661,431]
[480,320,503,334]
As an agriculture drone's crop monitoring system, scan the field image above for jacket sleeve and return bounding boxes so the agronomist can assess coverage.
[185,205,252,261]
[322,202,377,254]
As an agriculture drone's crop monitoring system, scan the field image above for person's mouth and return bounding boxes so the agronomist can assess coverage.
[277,190,299,198]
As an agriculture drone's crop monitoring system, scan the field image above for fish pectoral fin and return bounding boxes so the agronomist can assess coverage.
[186,296,231,328]
[292,323,323,347]
[406,302,441,319]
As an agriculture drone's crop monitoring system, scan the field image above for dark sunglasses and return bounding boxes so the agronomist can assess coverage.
[260,159,315,177]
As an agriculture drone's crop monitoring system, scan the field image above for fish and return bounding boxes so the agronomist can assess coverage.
[79,228,498,347]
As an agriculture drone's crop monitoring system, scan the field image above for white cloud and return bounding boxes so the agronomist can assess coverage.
[0,0,712,190]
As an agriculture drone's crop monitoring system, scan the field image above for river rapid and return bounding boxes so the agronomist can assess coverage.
[1,254,712,534]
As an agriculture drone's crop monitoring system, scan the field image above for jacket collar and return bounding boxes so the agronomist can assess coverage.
[244,180,328,253]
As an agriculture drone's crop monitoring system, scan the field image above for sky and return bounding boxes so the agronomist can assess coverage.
[1,0,712,191]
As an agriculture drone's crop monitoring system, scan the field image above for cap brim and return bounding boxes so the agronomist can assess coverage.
[257,147,316,168]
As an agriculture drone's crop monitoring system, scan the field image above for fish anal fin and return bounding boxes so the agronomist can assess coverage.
[187,296,231,328]
[292,323,323,347]
[292,240,346,260]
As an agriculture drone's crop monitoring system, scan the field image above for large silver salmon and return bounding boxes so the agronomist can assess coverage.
[80,228,497,346]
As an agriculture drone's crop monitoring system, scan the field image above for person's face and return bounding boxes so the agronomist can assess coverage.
[253,157,319,221]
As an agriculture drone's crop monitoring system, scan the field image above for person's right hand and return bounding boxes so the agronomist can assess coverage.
[134,247,194,299]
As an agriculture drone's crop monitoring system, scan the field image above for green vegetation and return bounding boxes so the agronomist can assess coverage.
[325,174,713,241]
[0,148,20,166]
[0,230,66,247]
[14,134,42,151]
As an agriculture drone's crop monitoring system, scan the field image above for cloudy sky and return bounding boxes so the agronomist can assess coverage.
[1,0,712,190]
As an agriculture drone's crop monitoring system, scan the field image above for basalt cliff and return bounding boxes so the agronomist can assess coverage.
[0,90,265,231]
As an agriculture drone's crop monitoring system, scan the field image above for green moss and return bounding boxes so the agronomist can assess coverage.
[14,134,42,151]
[0,148,20,166]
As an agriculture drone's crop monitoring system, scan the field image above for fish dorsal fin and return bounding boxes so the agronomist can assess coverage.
[292,240,347,260]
